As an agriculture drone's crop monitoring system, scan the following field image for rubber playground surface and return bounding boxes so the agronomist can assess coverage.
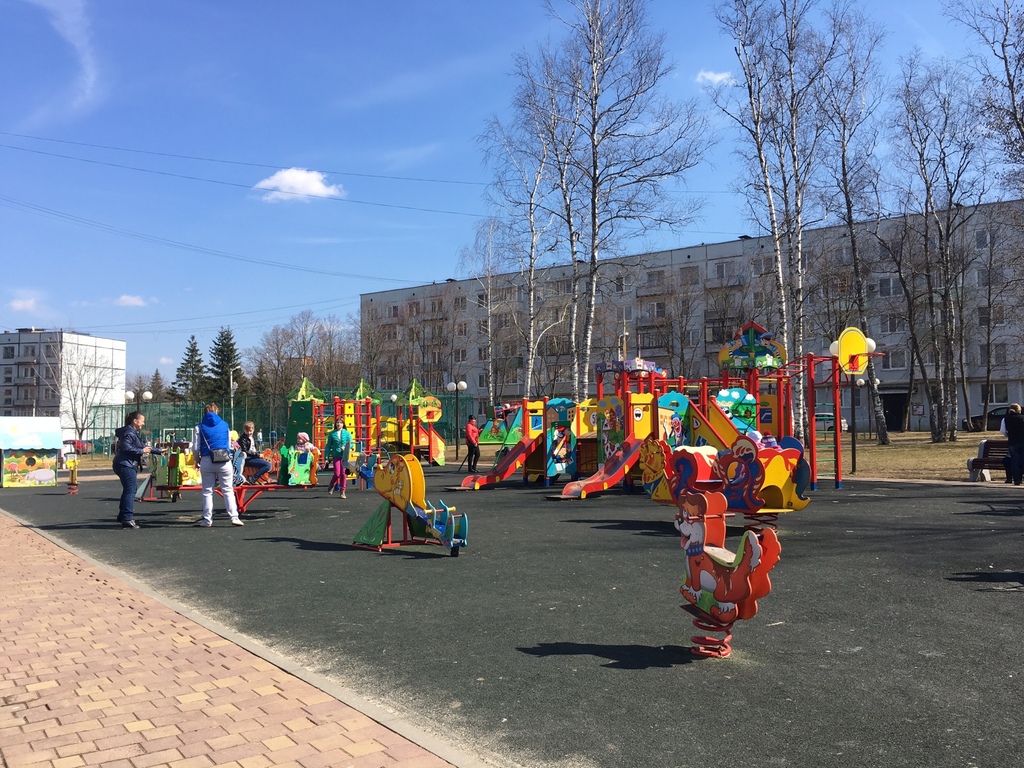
[2,468,1022,768]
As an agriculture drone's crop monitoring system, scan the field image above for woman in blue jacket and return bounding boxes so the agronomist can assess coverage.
[191,403,243,527]
[112,410,155,529]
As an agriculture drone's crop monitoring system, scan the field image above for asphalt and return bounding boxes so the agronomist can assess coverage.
[2,466,1023,768]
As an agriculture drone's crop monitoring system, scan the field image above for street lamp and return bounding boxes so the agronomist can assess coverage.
[229,365,242,427]
[446,380,468,459]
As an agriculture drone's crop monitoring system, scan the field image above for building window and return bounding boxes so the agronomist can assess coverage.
[24,345,35,357]
[647,270,664,286]
[389,305,399,318]
[615,306,633,324]
[878,277,898,297]
[988,382,1009,403]
[478,347,489,361]
[454,349,467,363]
[478,319,488,335]
[978,305,1005,327]
[976,229,992,249]
[431,299,444,313]
[880,348,907,370]
[2,347,13,359]
[479,373,487,388]
[456,322,467,337]
[646,301,666,320]
[611,275,625,293]
[408,302,420,316]
[981,343,1008,366]
[879,315,905,334]
[454,296,467,310]
[680,265,700,283]
[554,279,573,296]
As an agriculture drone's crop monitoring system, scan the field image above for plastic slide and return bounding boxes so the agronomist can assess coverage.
[461,433,544,489]
[559,436,643,499]
[689,400,742,450]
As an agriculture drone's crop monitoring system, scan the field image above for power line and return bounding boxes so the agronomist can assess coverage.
[0,130,488,187]
[0,194,428,284]
[0,143,484,218]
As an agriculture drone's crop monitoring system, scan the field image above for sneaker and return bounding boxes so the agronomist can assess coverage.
[231,518,244,527]
[196,520,212,527]
[340,491,346,499]
[328,486,334,495]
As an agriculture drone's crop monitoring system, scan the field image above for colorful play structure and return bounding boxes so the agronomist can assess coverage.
[353,452,467,556]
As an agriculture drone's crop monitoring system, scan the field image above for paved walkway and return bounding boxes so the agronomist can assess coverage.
[0,514,455,768]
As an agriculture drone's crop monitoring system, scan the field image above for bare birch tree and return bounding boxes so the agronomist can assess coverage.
[887,52,990,440]
[817,4,891,443]
[542,0,711,398]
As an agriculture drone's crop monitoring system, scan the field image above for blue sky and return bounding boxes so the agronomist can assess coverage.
[0,0,969,380]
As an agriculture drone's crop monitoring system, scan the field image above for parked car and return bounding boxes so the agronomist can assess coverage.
[961,406,1011,431]
[814,411,849,432]
[63,439,92,455]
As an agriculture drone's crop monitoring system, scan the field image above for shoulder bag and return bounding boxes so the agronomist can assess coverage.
[202,430,230,464]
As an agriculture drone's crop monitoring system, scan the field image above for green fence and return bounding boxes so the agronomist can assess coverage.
[90,390,470,454]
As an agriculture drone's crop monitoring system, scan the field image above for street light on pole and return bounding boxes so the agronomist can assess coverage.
[446,380,467,459]
[229,366,242,428]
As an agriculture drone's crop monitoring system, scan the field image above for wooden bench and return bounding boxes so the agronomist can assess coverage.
[967,439,1010,482]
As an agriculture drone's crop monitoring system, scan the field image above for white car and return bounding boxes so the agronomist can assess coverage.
[814,411,849,432]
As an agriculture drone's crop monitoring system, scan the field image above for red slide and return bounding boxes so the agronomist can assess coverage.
[560,437,643,499]
[461,433,545,489]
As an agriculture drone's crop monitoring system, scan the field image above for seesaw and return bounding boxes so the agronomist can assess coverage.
[353,453,467,556]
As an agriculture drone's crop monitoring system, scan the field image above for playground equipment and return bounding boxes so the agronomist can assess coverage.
[559,360,661,499]
[66,454,79,495]
[375,379,447,466]
[460,397,586,489]
[354,453,467,555]
[674,488,781,658]
[480,402,523,445]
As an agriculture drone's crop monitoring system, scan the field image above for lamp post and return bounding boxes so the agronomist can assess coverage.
[229,365,242,428]
[446,380,467,459]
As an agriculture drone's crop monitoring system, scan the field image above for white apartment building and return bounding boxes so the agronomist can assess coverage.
[0,329,127,441]
[360,200,1024,432]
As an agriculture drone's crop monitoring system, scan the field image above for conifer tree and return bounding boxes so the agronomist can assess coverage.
[148,368,166,402]
[170,335,209,402]
[207,327,246,401]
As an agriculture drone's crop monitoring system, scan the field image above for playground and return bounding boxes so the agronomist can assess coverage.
[1,466,1021,768]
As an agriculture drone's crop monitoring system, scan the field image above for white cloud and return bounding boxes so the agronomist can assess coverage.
[9,298,37,312]
[29,0,100,112]
[696,70,733,87]
[159,357,175,366]
[254,168,345,203]
[115,295,146,307]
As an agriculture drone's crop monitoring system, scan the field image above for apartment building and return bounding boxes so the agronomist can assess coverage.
[360,200,1024,431]
[0,329,127,440]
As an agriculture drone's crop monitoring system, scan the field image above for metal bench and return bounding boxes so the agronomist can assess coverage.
[967,439,1010,482]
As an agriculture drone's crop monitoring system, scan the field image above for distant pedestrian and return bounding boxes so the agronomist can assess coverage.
[256,429,263,450]
[192,403,243,527]
[112,411,160,529]
[1000,403,1024,485]
[465,415,480,473]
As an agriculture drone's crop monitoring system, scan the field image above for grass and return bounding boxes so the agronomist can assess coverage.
[827,430,997,482]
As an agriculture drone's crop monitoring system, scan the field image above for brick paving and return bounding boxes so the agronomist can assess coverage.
[0,514,454,768]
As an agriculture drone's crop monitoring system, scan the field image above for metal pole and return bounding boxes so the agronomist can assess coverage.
[849,375,858,474]
[455,389,460,460]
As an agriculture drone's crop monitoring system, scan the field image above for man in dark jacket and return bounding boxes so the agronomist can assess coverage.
[112,411,158,528]
[1000,403,1024,485]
